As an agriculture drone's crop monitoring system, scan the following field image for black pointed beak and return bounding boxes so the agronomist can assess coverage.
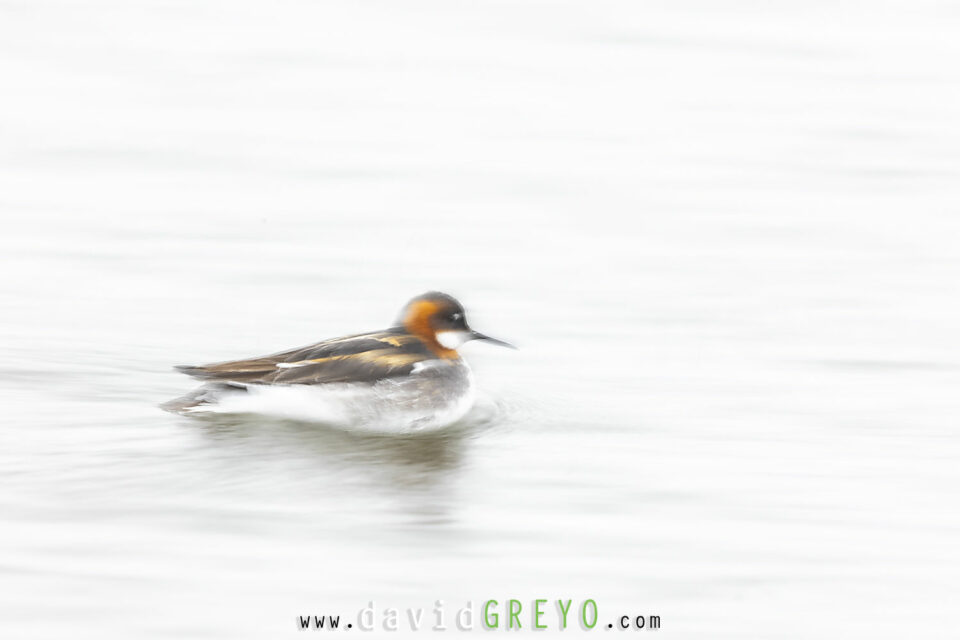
[469,330,517,349]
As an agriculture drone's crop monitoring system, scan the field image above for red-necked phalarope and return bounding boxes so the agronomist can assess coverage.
[164,292,514,432]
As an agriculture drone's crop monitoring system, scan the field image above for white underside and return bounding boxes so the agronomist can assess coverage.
[184,362,476,434]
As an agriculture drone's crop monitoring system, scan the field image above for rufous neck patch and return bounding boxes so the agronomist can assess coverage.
[402,300,458,359]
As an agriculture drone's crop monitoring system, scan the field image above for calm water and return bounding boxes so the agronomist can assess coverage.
[2,1,960,637]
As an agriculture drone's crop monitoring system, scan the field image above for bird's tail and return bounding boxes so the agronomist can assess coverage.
[159,382,249,415]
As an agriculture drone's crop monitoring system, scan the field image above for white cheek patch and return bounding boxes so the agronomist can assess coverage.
[435,330,471,350]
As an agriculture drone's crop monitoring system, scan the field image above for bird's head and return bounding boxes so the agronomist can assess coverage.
[398,291,515,357]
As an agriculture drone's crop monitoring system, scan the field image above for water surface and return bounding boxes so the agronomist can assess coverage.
[2,1,959,637]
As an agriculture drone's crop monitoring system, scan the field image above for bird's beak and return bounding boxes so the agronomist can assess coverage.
[469,330,517,349]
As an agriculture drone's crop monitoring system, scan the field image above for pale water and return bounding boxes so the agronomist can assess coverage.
[2,1,960,638]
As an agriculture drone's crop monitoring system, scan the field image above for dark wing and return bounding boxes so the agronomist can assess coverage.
[175,329,435,385]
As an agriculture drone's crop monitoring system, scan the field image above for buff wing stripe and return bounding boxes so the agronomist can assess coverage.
[174,330,435,385]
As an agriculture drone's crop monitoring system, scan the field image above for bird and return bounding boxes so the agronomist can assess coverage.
[163,292,514,432]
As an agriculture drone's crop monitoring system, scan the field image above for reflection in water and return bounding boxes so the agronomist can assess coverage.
[193,413,469,477]
[177,397,512,526]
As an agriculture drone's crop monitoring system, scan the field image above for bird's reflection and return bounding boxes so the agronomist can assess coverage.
[194,413,466,471]
[178,400,510,527]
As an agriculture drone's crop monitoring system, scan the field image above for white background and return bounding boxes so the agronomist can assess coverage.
[1,1,959,637]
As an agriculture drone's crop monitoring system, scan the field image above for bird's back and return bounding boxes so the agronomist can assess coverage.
[175,328,442,386]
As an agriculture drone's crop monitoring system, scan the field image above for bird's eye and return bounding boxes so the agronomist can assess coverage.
[449,313,461,322]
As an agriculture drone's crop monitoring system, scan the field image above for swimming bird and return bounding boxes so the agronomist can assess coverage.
[164,292,514,432]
